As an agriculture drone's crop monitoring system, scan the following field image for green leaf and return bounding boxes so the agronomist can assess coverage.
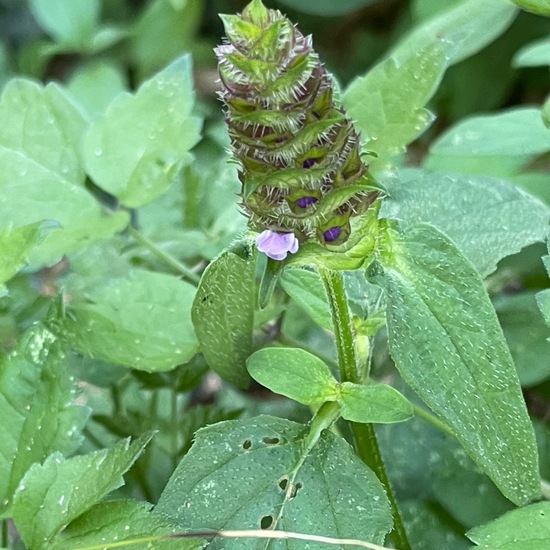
[156,416,392,549]
[0,325,88,515]
[339,383,413,424]
[279,269,332,331]
[276,0,376,16]
[67,61,127,120]
[12,434,153,549]
[514,38,550,67]
[369,224,540,505]
[509,0,550,16]
[496,292,550,387]
[247,348,338,406]
[84,54,202,208]
[544,95,550,129]
[63,270,198,371]
[192,243,255,388]
[50,500,205,550]
[29,0,100,46]
[426,107,550,161]
[0,223,47,286]
[380,172,550,278]
[0,79,129,267]
[467,501,550,549]
[536,241,550,327]
[391,0,517,66]
[344,42,449,159]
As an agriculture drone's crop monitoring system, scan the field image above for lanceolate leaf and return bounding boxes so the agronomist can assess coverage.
[156,416,392,549]
[509,0,550,16]
[12,434,153,549]
[467,501,550,549]
[380,171,550,278]
[0,325,88,515]
[369,224,540,505]
[536,241,550,329]
[192,242,256,388]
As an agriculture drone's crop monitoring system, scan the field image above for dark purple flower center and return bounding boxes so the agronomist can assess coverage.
[302,158,316,169]
[295,196,318,208]
[323,226,341,242]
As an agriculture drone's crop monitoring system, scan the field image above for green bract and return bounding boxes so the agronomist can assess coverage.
[215,0,378,248]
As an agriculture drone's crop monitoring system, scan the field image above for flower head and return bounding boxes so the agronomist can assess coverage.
[256,230,299,260]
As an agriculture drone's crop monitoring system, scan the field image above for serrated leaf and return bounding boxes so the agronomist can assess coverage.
[0,79,129,267]
[50,500,205,550]
[380,172,550,278]
[156,416,392,549]
[12,434,153,549]
[63,270,198,371]
[369,224,540,505]
[279,269,332,330]
[0,325,88,516]
[391,0,517,66]
[84,55,202,208]
[468,501,550,549]
[510,0,550,16]
[339,382,413,424]
[344,42,449,159]
[247,348,338,406]
[29,0,100,46]
[192,243,255,388]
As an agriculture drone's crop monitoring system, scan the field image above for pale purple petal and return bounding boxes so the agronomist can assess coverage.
[256,230,299,261]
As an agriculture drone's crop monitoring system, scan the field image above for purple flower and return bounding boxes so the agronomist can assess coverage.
[323,226,341,242]
[256,230,299,260]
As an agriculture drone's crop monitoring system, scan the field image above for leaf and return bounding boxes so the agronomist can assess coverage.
[495,292,550,387]
[84,54,202,208]
[29,0,100,46]
[339,383,413,424]
[467,501,550,549]
[0,223,47,286]
[67,61,127,120]
[369,224,540,505]
[380,171,550,278]
[247,348,338,406]
[50,500,205,550]
[343,42,449,159]
[0,325,88,515]
[279,269,332,330]
[426,107,550,160]
[0,79,129,267]
[156,416,392,549]
[391,0,517,67]
[514,38,550,67]
[536,241,550,328]
[509,0,550,16]
[12,433,153,549]
[192,243,255,388]
[63,269,198,371]
[276,0,376,16]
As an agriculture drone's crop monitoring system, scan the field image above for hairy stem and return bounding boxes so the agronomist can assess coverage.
[318,268,411,550]
[128,225,201,285]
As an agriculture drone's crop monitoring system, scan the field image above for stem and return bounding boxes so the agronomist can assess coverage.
[541,478,550,500]
[412,404,455,439]
[318,268,411,550]
[1,519,8,547]
[127,226,201,285]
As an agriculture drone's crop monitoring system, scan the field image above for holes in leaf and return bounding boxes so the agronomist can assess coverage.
[262,436,280,445]
[260,515,274,530]
[242,439,252,451]
[291,482,303,499]
[278,477,289,491]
